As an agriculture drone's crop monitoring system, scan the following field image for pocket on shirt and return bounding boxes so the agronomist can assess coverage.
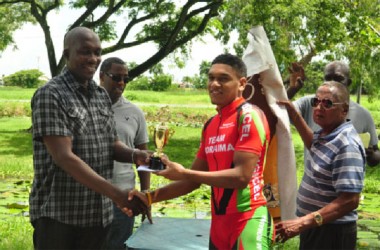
[66,107,88,135]
[98,109,115,132]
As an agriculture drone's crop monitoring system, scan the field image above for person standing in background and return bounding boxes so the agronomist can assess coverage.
[99,57,151,250]
[277,81,365,249]
[287,61,380,166]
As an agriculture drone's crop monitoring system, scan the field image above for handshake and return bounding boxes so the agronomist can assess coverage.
[119,189,153,224]
[118,155,186,224]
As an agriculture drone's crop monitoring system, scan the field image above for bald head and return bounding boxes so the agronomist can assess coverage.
[323,61,352,87]
[63,27,102,85]
[64,27,100,52]
[321,81,350,106]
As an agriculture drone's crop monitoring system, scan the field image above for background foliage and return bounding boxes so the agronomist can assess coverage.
[1,1,379,100]
[3,69,45,88]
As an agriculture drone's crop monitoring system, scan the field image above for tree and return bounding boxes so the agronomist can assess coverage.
[219,0,380,99]
[3,69,44,88]
[149,63,164,76]
[0,0,223,79]
[0,3,34,52]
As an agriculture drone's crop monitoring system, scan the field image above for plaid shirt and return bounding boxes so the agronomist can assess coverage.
[30,68,116,227]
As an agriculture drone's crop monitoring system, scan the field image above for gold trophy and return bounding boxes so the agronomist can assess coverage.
[149,123,175,170]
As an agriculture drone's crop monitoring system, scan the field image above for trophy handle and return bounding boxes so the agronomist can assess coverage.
[167,128,175,138]
[163,128,175,146]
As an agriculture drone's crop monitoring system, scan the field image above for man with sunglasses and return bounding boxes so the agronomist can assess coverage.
[99,57,151,250]
[277,81,365,249]
[287,61,380,167]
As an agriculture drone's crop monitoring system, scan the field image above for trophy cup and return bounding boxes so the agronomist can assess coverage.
[149,123,175,170]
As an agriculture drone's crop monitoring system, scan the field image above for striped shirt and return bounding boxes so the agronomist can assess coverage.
[296,121,365,223]
[30,68,117,227]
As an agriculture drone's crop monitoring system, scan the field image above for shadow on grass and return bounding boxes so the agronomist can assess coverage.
[0,130,32,156]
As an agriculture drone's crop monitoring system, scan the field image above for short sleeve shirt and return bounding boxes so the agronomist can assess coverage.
[296,121,365,223]
[30,68,117,227]
[111,96,149,190]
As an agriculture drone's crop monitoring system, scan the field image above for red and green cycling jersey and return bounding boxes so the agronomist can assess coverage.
[197,97,270,216]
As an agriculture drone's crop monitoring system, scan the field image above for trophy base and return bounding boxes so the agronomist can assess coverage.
[149,156,166,170]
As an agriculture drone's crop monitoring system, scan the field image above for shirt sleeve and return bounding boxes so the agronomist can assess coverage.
[235,108,268,156]
[332,143,365,193]
[134,107,149,146]
[32,85,73,141]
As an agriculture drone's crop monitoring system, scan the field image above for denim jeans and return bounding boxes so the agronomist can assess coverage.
[102,204,135,250]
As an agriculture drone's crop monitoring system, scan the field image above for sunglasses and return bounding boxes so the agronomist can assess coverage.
[310,97,344,109]
[104,72,129,83]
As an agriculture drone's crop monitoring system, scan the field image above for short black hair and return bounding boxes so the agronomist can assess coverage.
[211,53,247,78]
[100,57,126,72]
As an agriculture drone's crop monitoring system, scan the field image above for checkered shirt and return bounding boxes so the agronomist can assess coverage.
[30,68,116,227]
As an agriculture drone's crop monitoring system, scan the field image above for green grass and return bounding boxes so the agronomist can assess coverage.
[0,117,33,178]
[0,216,33,250]
[125,89,211,105]
[0,86,36,100]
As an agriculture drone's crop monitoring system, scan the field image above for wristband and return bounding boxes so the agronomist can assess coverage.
[131,149,137,164]
[144,191,152,206]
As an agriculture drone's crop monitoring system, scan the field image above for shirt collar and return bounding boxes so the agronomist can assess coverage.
[62,67,98,93]
[217,97,245,117]
[113,96,130,108]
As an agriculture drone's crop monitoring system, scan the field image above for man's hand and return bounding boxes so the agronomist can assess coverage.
[277,100,299,122]
[117,189,149,217]
[275,218,304,243]
[141,205,153,224]
[121,189,153,224]
[365,146,380,167]
[156,156,186,181]
[134,149,153,166]
[288,62,305,89]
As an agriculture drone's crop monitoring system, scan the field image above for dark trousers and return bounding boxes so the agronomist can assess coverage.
[32,217,110,250]
[300,222,357,250]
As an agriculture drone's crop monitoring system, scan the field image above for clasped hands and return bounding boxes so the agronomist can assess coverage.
[119,155,185,223]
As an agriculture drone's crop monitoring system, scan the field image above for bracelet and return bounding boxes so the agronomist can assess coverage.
[144,191,152,206]
[131,149,137,164]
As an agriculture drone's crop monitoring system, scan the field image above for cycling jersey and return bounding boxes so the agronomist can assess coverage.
[197,97,273,249]
[197,97,270,215]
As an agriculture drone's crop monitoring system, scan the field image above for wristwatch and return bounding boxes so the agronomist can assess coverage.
[312,212,323,226]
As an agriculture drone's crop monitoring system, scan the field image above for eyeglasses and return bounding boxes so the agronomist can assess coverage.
[103,72,129,83]
[310,97,344,109]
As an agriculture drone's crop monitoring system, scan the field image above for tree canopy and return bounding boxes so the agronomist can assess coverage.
[0,3,34,52]
[0,0,223,79]
[219,0,380,98]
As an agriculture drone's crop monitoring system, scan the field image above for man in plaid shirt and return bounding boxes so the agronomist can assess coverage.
[30,26,149,249]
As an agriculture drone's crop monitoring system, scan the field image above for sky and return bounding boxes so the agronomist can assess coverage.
[0,6,232,83]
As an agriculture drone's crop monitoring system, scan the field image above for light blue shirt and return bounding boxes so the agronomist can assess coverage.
[296,121,365,223]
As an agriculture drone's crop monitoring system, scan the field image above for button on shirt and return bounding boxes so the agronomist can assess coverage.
[30,68,117,227]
